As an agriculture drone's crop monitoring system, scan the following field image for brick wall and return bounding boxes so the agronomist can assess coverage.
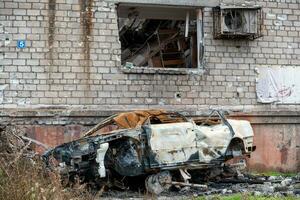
[1,0,300,112]
[1,0,300,172]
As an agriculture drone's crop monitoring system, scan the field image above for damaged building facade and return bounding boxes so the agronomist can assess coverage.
[0,0,299,172]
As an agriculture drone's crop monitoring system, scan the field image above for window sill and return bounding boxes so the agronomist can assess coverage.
[120,66,205,75]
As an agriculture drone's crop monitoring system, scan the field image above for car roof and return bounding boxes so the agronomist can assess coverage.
[113,109,169,129]
[84,109,187,137]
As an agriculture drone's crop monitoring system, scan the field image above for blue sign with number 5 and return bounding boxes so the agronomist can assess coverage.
[17,40,26,49]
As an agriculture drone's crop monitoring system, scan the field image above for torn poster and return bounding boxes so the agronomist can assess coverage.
[256,66,299,104]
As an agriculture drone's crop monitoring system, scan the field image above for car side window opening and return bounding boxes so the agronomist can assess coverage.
[194,110,225,126]
[149,113,188,125]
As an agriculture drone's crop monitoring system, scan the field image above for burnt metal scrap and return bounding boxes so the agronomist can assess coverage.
[43,109,256,195]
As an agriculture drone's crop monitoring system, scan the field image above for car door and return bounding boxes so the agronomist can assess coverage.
[148,121,199,167]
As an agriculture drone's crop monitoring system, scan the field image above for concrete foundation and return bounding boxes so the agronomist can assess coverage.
[230,113,300,172]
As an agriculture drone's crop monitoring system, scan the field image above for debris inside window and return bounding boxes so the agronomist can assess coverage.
[118,5,202,69]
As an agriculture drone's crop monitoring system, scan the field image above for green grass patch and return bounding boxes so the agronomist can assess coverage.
[251,171,297,177]
[196,193,300,200]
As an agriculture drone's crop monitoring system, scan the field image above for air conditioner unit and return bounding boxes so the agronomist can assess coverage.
[213,6,262,40]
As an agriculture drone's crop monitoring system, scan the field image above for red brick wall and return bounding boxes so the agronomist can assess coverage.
[26,125,86,154]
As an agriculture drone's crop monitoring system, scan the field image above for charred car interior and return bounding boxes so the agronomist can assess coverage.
[43,110,255,194]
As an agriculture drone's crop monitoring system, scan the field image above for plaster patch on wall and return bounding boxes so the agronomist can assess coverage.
[0,84,8,90]
[146,98,153,104]
[159,99,166,105]
[0,84,8,104]
[274,20,282,26]
[266,13,276,19]
[277,14,287,21]
[268,13,287,29]
[10,79,19,84]
[17,98,31,106]
[0,24,11,47]
[97,2,109,12]
[10,73,19,84]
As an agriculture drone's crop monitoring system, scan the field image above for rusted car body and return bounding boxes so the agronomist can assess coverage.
[43,110,255,190]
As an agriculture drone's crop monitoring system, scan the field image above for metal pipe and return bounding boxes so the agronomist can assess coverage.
[171,181,208,189]
[185,11,190,38]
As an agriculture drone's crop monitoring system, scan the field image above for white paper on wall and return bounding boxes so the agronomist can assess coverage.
[256,66,299,104]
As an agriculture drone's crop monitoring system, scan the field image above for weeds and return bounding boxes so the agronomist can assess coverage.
[196,193,300,200]
[0,155,95,200]
[251,171,297,177]
[0,126,94,200]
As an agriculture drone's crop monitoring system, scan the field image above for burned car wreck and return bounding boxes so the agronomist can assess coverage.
[43,110,255,194]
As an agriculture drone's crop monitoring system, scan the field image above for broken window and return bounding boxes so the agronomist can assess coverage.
[117,5,204,69]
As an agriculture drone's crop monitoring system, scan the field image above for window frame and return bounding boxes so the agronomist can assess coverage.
[116,3,205,74]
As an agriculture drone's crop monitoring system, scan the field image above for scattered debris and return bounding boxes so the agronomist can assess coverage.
[100,172,300,199]
[145,171,172,195]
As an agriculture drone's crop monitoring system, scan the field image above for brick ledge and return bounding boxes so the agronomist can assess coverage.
[120,66,205,75]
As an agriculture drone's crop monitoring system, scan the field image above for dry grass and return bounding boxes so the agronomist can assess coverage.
[0,126,94,200]
[0,157,95,200]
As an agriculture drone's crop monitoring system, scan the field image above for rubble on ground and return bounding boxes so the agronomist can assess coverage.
[202,174,300,198]
[100,173,300,199]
